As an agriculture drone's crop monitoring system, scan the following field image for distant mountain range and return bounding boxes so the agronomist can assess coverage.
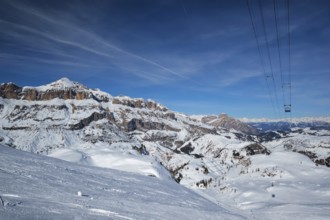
[240,117,330,132]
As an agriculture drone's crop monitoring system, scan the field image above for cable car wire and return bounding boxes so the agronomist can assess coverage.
[247,0,285,117]
[246,0,293,117]
[246,0,279,117]
[258,0,282,117]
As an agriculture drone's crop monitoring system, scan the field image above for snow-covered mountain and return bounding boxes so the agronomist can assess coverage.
[240,116,330,123]
[1,78,330,219]
[200,113,259,135]
[0,78,260,184]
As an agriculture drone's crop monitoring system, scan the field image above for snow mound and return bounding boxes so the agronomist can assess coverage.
[49,147,169,179]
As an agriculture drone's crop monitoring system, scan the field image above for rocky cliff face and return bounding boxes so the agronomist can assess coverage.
[22,87,102,101]
[202,113,259,135]
[0,79,110,102]
[0,83,22,99]
[112,97,167,111]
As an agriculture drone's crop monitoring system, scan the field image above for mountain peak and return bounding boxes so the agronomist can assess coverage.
[202,113,259,135]
[39,77,86,91]
[55,77,75,86]
[219,113,228,118]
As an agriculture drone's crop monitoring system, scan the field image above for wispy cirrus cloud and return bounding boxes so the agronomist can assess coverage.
[0,0,262,88]
[1,0,186,82]
[0,52,96,68]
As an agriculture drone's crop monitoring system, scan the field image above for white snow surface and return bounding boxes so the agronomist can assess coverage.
[49,146,170,179]
[199,151,330,220]
[0,144,244,220]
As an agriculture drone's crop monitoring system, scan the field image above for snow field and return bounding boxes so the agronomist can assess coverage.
[0,144,245,220]
[200,152,330,220]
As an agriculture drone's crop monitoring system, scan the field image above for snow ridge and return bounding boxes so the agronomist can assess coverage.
[23,77,85,91]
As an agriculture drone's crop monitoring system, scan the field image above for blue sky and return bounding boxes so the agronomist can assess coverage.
[0,0,329,118]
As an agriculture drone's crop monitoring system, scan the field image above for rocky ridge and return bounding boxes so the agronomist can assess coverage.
[201,113,259,135]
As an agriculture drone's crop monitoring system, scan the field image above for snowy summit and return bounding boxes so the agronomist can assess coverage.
[31,77,86,91]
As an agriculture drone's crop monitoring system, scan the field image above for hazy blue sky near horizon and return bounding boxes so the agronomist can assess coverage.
[0,0,329,118]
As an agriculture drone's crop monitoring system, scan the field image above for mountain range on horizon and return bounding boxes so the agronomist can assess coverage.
[1,77,329,123]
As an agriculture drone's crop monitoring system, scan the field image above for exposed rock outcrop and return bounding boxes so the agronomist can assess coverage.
[242,143,271,155]
[315,157,330,167]
[24,88,92,101]
[125,118,180,132]
[70,112,115,130]
[202,113,259,135]
[0,83,22,99]
[112,97,168,111]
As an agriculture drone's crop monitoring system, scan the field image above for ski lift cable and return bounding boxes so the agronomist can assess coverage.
[287,0,292,108]
[246,0,279,118]
[257,0,282,117]
[246,0,267,76]
[273,0,287,108]
[258,0,275,79]
[274,0,291,115]
[283,0,292,114]
[273,0,284,85]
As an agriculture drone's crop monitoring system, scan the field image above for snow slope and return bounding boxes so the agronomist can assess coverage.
[0,144,245,220]
[49,145,171,179]
[199,151,330,220]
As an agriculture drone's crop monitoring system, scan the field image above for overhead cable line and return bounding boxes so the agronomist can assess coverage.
[247,0,293,117]
[273,0,290,117]
[287,0,292,111]
[246,0,278,117]
[282,0,292,114]
[273,0,285,91]
[258,0,282,117]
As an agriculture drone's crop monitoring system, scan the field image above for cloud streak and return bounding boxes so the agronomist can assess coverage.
[0,53,95,68]
[0,0,262,87]
[4,0,185,80]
